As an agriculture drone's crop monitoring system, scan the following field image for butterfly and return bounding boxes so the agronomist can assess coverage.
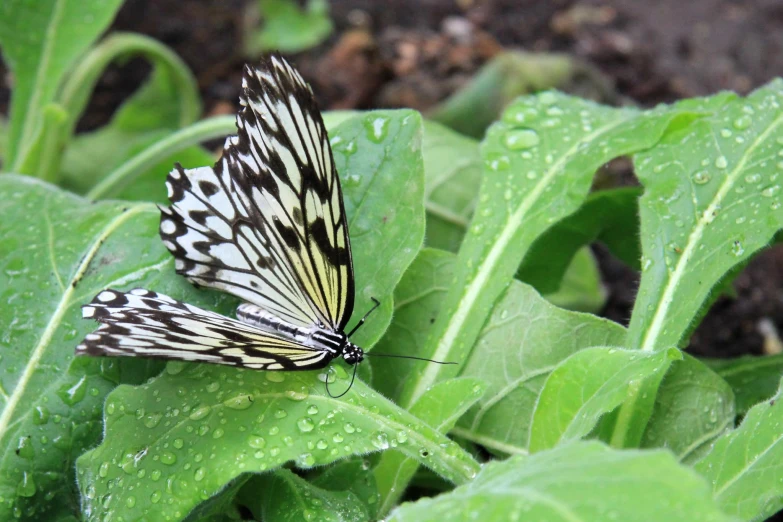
[76,54,381,395]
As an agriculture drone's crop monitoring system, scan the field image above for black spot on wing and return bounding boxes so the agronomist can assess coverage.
[274,219,300,251]
[199,180,220,197]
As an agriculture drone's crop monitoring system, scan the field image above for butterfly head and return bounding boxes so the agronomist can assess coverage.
[342,342,364,365]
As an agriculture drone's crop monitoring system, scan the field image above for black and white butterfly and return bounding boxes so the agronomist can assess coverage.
[77,54,378,385]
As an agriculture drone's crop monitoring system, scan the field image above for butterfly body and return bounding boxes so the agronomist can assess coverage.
[77,54,368,375]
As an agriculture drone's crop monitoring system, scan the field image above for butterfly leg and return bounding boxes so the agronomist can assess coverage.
[345,297,381,337]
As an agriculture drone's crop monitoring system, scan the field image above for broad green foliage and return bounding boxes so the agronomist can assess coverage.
[695,380,783,521]
[402,92,712,408]
[641,355,735,463]
[239,468,373,522]
[389,442,733,522]
[76,365,478,521]
[374,378,485,516]
[0,0,124,171]
[629,82,783,351]
[0,176,221,520]
[372,248,625,455]
[529,347,681,452]
[245,0,333,56]
[706,354,783,415]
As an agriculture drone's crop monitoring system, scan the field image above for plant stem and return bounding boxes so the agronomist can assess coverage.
[86,116,236,200]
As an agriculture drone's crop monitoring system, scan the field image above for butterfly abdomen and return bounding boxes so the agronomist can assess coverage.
[237,302,344,355]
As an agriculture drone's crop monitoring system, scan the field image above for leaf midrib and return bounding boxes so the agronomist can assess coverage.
[638,112,783,352]
[0,204,155,440]
[408,116,631,405]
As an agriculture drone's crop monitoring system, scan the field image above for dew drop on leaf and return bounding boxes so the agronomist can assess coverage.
[503,129,540,150]
[189,405,211,420]
[692,170,711,184]
[224,394,254,410]
[160,452,177,465]
[715,156,728,169]
[274,409,288,419]
[344,422,356,434]
[17,471,36,498]
[297,417,315,433]
[265,373,286,383]
[248,435,266,449]
[32,406,49,425]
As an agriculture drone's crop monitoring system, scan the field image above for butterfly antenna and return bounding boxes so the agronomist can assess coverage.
[345,297,381,338]
[363,353,458,365]
[325,363,358,399]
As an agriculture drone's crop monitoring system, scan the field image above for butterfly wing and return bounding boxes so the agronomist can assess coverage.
[76,289,333,370]
[160,54,354,331]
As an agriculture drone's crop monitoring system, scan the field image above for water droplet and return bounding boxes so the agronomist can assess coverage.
[715,156,728,169]
[32,405,49,426]
[366,116,389,142]
[194,468,206,482]
[371,432,390,450]
[166,361,187,375]
[484,154,510,171]
[17,471,36,498]
[298,453,316,467]
[224,394,254,410]
[16,436,34,459]
[503,188,513,200]
[144,413,162,428]
[173,438,184,449]
[150,490,162,504]
[333,433,344,443]
[297,417,315,433]
[212,428,225,439]
[307,405,319,415]
[731,241,745,257]
[344,423,356,434]
[316,439,328,450]
[274,409,288,419]
[269,426,280,436]
[745,173,761,184]
[270,447,281,457]
[58,375,87,405]
[285,389,308,401]
[125,496,136,508]
[189,405,211,420]
[160,452,177,465]
[99,462,110,478]
[692,170,710,184]
[733,115,752,130]
[206,381,220,393]
[503,128,540,150]
[248,435,266,449]
[762,185,780,198]
[265,373,286,383]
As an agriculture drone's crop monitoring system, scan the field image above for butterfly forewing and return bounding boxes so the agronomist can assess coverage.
[76,289,333,370]
[160,54,354,331]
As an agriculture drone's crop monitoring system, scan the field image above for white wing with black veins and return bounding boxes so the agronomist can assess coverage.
[76,289,332,370]
[159,54,354,330]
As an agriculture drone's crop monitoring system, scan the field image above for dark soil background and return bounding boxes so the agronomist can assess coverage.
[5,1,783,357]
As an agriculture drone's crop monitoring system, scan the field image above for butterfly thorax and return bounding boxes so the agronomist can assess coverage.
[237,302,362,363]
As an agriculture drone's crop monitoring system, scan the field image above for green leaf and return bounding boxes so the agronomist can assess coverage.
[641,355,735,463]
[705,354,783,415]
[372,248,624,455]
[331,110,425,342]
[541,246,607,313]
[244,0,333,56]
[60,36,205,198]
[239,469,370,522]
[518,187,642,294]
[421,121,482,252]
[389,441,734,522]
[74,109,453,520]
[695,379,783,521]
[0,175,234,520]
[0,0,124,172]
[428,52,575,139]
[403,91,710,408]
[76,366,479,521]
[374,378,485,516]
[628,82,783,351]
[529,347,682,453]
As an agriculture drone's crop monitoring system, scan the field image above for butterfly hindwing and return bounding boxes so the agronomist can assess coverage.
[160,54,354,331]
[76,289,333,370]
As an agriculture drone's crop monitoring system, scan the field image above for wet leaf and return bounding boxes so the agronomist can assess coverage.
[389,441,733,522]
